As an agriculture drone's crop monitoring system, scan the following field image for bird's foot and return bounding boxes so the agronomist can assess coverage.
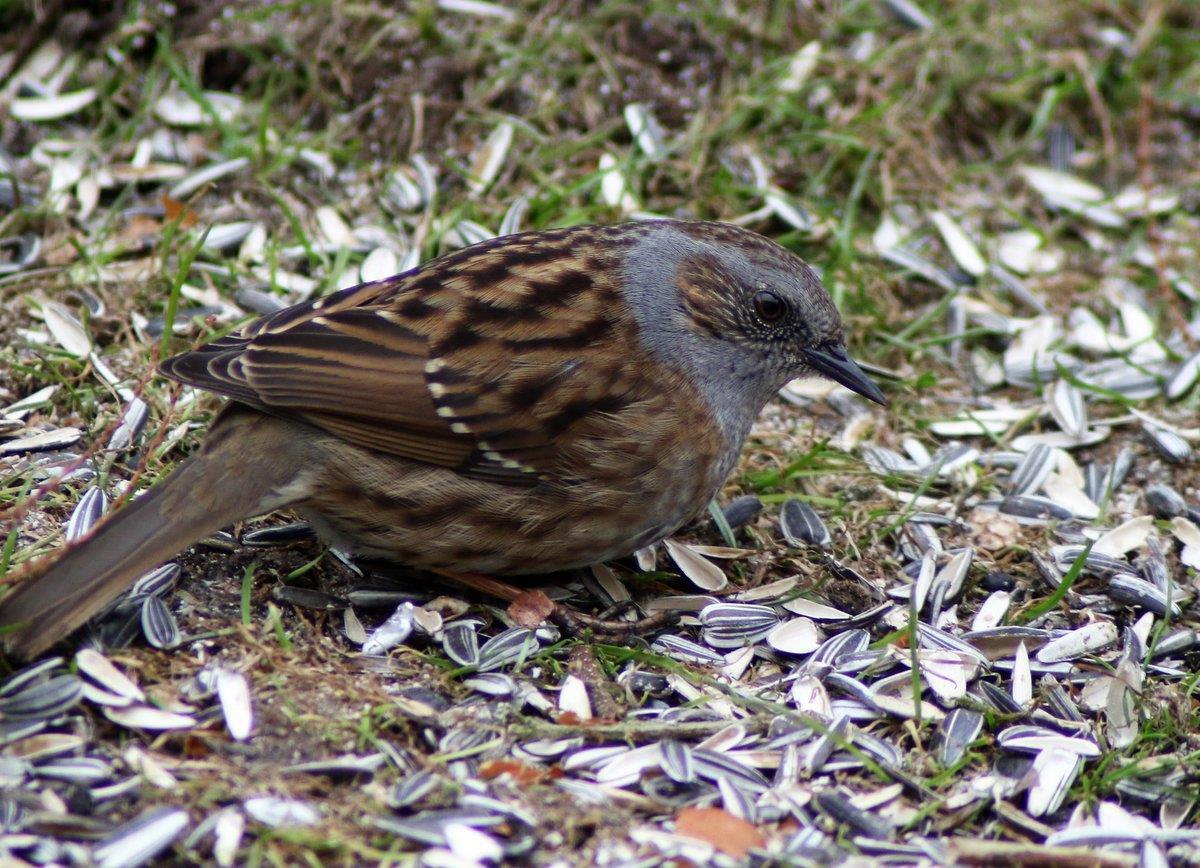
[430,568,675,642]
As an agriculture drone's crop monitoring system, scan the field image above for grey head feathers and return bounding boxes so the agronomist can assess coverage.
[621,220,846,446]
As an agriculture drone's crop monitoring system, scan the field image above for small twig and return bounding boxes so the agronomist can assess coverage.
[507,716,769,742]
[947,837,1136,868]
[432,568,680,641]
[550,606,677,641]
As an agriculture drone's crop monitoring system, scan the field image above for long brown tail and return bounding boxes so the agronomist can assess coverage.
[0,410,310,658]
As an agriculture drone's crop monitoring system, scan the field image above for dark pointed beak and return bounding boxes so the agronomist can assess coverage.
[802,344,887,405]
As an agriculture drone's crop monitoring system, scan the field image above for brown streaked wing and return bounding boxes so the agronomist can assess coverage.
[158,225,648,485]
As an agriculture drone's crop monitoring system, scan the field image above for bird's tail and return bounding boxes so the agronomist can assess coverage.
[0,410,307,658]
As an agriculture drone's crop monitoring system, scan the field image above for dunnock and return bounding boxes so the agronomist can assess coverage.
[0,220,883,656]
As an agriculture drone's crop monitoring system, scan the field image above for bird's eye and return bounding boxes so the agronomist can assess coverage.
[753,290,787,323]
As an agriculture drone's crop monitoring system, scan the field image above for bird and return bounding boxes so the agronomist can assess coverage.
[0,219,884,657]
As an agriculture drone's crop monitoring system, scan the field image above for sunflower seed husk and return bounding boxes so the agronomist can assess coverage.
[362,602,415,655]
[1,426,82,454]
[241,522,316,546]
[375,808,506,846]
[1144,485,1187,519]
[384,167,426,211]
[1047,380,1087,439]
[1142,423,1191,463]
[1022,748,1082,817]
[700,603,779,648]
[476,627,538,671]
[65,486,107,542]
[1018,165,1124,227]
[169,157,250,199]
[273,585,345,611]
[919,623,991,666]
[203,809,244,868]
[11,88,98,121]
[0,666,81,720]
[108,397,149,451]
[997,726,1100,757]
[1052,545,1126,576]
[815,789,893,839]
[781,597,850,620]
[1165,351,1200,400]
[721,495,763,530]
[766,617,823,655]
[1095,515,1156,558]
[650,634,725,665]
[998,495,1074,523]
[442,620,481,666]
[972,591,1011,631]
[462,672,515,697]
[691,748,770,794]
[103,706,196,731]
[1035,622,1119,662]
[780,499,831,548]
[659,740,695,783]
[93,806,189,868]
[140,596,180,649]
[1108,575,1180,617]
[929,211,985,276]
[74,649,143,703]
[623,103,666,159]
[214,669,252,741]
[467,120,514,195]
[1007,444,1054,496]
[1151,630,1198,658]
[937,708,983,765]
[664,538,727,591]
[37,755,112,784]
[597,153,637,212]
[128,563,181,600]
[243,797,320,828]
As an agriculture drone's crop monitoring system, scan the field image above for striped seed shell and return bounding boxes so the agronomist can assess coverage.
[1144,485,1186,519]
[442,620,481,666]
[1142,423,1191,463]
[1047,380,1087,439]
[1007,444,1055,496]
[140,596,180,649]
[0,674,83,720]
[476,627,538,671]
[65,486,106,542]
[780,499,831,548]
[937,708,983,766]
[1026,749,1083,817]
[93,807,189,868]
[1035,621,1119,663]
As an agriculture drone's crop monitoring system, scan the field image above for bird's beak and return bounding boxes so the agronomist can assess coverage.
[802,344,887,405]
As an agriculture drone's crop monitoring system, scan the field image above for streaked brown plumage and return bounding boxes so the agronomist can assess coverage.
[0,220,884,657]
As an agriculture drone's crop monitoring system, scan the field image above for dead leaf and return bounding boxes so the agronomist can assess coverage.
[479,758,544,785]
[507,590,555,628]
[161,194,198,228]
[674,806,765,858]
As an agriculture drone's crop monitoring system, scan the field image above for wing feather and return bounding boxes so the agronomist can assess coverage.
[158,225,660,487]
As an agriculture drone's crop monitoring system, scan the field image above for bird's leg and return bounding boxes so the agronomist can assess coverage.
[430,568,525,602]
[430,568,677,640]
